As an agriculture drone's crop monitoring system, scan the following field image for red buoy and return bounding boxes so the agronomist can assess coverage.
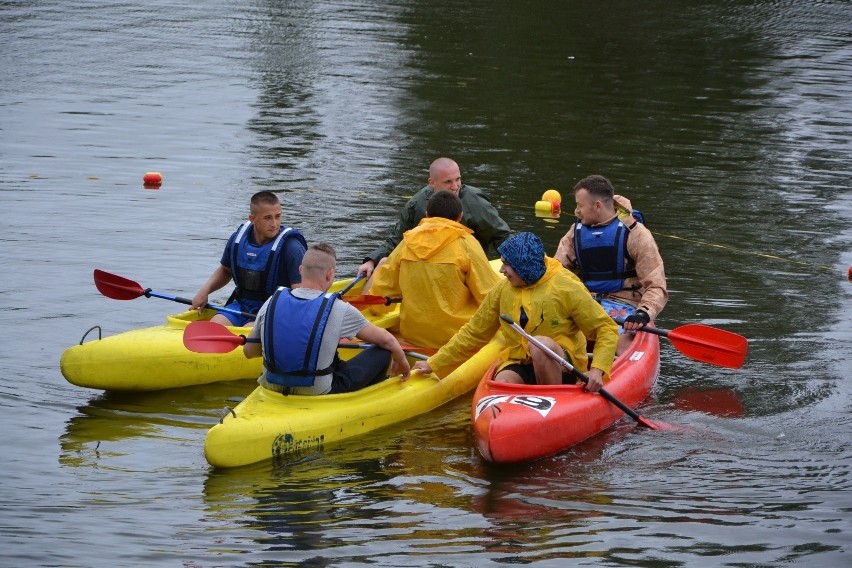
[848,264,852,282]
[143,172,163,185]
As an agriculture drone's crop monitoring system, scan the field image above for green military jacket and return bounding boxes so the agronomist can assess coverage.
[366,184,511,263]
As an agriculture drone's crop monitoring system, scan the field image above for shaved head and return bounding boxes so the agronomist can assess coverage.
[428,157,462,194]
[300,243,336,281]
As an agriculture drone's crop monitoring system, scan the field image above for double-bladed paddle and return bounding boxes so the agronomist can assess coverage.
[336,273,403,308]
[336,273,365,297]
[614,318,748,369]
[94,269,255,319]
[182,320,429,360]
[500,314,675,431]
[338,295,403,308]
[94,269,401,315]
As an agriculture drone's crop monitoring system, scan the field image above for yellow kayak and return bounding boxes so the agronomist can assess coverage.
[203,332,505,468]
[203,258,506,468]
[60,277,399,391]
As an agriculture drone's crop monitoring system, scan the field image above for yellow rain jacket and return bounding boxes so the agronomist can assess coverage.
[370,217,499,349]
[427,257,619,380]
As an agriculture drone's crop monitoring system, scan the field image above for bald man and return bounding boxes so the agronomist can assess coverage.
[358,157,511,278]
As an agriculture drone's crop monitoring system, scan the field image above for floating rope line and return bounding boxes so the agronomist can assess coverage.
[651,232,837,273]
[399,196,840,274]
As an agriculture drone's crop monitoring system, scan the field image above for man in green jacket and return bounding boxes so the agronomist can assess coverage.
[358,157,511,279]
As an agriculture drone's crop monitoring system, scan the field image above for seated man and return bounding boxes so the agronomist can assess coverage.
[414,232,618,393]
[364,190,499,349]
[357,157,511,278]
[554,175,668,354]
[192,191,307,327]
[245,243,410,395]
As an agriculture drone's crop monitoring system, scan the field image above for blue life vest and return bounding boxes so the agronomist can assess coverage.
[230,224,306,302]
[573,218,637,294]
[263,288,338,388]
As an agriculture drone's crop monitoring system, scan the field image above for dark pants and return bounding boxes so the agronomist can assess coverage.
[502,362,579,385]
[329,346,391,394]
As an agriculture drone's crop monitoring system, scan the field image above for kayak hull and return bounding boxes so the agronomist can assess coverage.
[60,310,261,391]
[471,329,660,464]
[60,277,399,391]
[204,334,505,468]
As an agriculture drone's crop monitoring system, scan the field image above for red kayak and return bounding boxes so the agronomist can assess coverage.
[471,329,661,464]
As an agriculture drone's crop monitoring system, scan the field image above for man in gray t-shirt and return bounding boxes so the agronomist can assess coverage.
[245,243,410,395]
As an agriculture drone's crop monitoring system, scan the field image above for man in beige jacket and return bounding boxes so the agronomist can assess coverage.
[554,174,668,354]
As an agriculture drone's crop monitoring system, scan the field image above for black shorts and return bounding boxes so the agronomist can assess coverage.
[501,359,580,386]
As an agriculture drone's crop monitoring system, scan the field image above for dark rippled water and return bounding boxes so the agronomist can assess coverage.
[1,1,850,566]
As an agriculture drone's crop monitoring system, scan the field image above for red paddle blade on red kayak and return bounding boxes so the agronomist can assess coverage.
[636,416,684,431]
[93,269,147,300]
[183,321,246,354]
[666,323,748,369]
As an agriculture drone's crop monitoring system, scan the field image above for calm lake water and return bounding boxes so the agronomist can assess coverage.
[1,0,851,566]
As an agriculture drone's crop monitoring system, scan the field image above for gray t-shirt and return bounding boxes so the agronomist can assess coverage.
[250,287,369,395]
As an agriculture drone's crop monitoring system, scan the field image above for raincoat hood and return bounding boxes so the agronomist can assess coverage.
[402,217,473,260]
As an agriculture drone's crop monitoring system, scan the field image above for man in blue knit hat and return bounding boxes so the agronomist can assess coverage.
[414,232,618,392]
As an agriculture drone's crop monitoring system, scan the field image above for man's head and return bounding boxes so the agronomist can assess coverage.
[249,191,283,243]
[299,243,337,289]
[498,232,546,287]
[428,157,462,194]
[573,175,616,226]
[425,190,463,221]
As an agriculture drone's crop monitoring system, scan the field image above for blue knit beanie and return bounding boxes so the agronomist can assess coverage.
[498,232,546,285]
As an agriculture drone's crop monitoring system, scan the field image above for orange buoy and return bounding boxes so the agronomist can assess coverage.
[541,189,561,204]
[143,171,163,185]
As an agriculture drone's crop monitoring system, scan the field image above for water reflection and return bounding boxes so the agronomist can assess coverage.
[59,380,256,469]
[197,396,757,562]
[200,402,472,555]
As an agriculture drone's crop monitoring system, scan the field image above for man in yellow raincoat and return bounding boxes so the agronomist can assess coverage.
[365,191,500,350]
[413,232,618,392]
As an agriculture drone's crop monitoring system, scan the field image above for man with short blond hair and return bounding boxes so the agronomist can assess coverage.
[245,243,410,395]
[192,191,307,327]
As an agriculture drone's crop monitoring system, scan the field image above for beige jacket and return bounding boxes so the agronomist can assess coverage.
[553,195,668,319]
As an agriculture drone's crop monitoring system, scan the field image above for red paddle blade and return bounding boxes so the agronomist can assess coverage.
[666,323,748,369]
[341,295,401,309]
[93,269,146,300]
[183,321,244,353]
[636,415,689,432]
[342,295,388,307]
